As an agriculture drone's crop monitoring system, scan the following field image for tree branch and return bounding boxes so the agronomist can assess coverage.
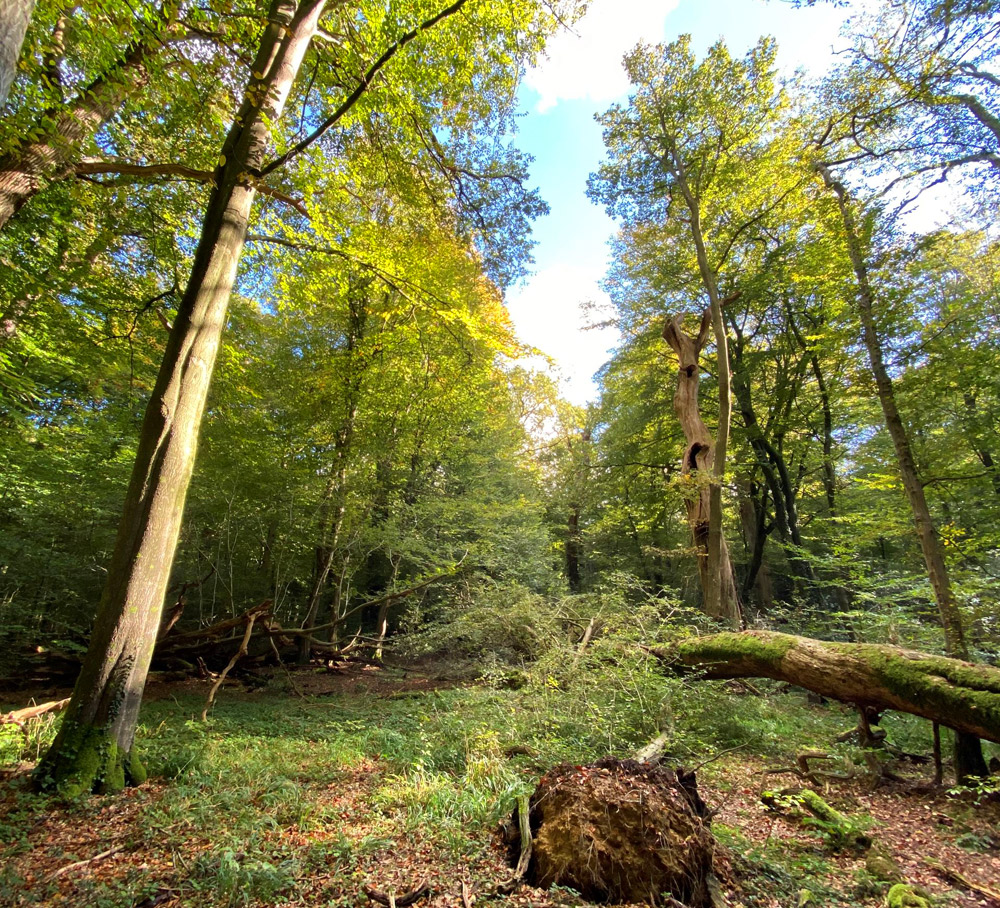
[73,160,309,215]
[259,0,469,177]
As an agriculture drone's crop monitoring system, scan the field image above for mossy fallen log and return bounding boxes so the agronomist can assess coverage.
[886,882,932,907]
[761,788,870,849]
[651,631,1000,744]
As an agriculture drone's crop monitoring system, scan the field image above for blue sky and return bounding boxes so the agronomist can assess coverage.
[505,0,852,405]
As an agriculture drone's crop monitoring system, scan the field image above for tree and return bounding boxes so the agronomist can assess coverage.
[0,0,179,231]
[808,0,1000,774]
[590,37,802,626]
[34,0,560,795]
[0,0,33,108]
[33,0,328,796]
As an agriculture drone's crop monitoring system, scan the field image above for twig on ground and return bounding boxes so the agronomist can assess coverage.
[363,880,431,907]
[690,743,752,773]
[498,793,533,893]
[1,698,71,729]
[926,858,1000,902]
[267,633,306,699]
[45,845,125,881]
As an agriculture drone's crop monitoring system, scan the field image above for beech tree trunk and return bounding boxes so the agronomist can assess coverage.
[738,481,773,610]
[820,165,987,779]
[0,1,175,231]
[297,291,365,663]
[566,503,582,593]
[0,0,34,109]
[653,630,1000,746]
[34,0,325,797]
[662,310,742,626]
[662,139,741,628]
[729,334,817,597]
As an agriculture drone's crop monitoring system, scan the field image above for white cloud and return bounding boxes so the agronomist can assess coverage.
[505,264,620,406]
[525,0,679,112]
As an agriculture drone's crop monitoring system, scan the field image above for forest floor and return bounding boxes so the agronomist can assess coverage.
[1,657,999,908]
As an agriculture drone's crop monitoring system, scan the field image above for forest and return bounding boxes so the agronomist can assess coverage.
[0,0,999,905]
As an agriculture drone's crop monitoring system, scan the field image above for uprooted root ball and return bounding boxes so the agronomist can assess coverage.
[513,758,716,906]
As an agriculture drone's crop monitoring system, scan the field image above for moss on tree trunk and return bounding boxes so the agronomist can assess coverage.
[653,630,1000,746]
[35,720,147,797]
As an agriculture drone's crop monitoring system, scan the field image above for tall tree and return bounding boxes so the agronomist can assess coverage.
[590,37,800,625]
[34,0,328,796]
[33,0,560,795]
[0,0,33,108]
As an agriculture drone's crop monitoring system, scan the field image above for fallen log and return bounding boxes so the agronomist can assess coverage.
[651,631,1000,744]
[158,599,273,649]
[926,858,1000,902]
[1,697,71,728]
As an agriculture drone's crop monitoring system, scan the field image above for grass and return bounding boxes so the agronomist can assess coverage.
[1,644,996,907]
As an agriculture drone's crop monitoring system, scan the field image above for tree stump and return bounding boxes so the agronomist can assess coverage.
[511,758,716,906]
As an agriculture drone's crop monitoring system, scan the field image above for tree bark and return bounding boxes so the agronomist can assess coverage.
[297,288,366,663]
[34,0,325,797]
[0,0,34,109]
[819,165,986,779]
[662,310,742,626]
[665,139,741,627]
[652,630,1000,745]
[738,481,773,610]
[0,2,176,230]
[566,503,582,593]
[729,331,817,595]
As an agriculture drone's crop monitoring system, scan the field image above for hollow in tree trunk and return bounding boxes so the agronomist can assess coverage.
[662,310,742,626]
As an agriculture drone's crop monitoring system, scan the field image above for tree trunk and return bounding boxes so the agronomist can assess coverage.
[0,0,34,109]
[34,0,325,797]
[566,503,582,593]
[662,310,741,626]
[665,140,741,628]
[964,393,1000,497]
[738,481,773,610]
[820,165,986,779]
[296,293,365,663]
[0,2,175,231]
[729,338,817,595]
[652,630,1000,744]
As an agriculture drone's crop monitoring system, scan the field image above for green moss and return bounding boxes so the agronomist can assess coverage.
[865,843,903,884]
[887,883,932,907]
[680,631,797,668]
[99,744,127,794]
[126,750,148,785]
[799,790,845,825]
[34,721,146,797]
[845,646,1000,736]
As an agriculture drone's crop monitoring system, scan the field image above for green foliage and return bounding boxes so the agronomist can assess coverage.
[947,774,1000,806]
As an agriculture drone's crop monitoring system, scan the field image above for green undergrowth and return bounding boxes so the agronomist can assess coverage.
[0,617,988,906]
